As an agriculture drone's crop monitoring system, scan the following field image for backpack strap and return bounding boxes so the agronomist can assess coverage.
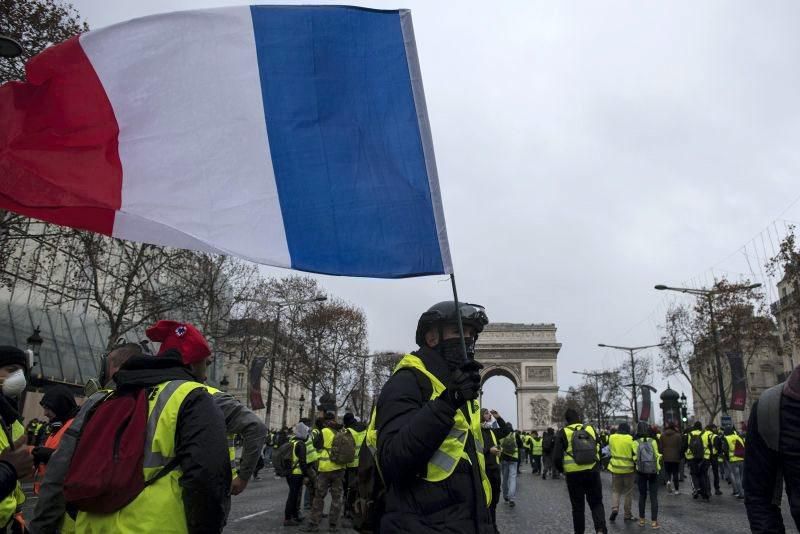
[144,456,180,487]
[758,382,784,452]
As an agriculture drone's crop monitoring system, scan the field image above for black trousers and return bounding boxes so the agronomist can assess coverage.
[710,457,720,491]
[637,473,659,521]
[664,461,680,492]
[565,470,607,534]
[285,474,304,520]
[689,459,710,498]
[487,468,501,530]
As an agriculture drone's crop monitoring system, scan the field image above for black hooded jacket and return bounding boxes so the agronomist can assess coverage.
[376,346,493,534]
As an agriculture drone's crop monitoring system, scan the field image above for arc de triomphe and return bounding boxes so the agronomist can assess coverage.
[476,323,561,432]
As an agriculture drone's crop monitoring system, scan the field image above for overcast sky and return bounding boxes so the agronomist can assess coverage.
[69,0,800,426]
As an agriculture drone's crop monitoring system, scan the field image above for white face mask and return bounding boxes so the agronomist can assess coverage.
[2,370,26,397]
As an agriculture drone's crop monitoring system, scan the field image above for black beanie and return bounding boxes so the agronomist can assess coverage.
[0,346,28,372]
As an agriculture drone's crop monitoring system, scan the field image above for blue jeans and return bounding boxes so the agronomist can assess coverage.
[501,460,517,501]
[730,461,744,496]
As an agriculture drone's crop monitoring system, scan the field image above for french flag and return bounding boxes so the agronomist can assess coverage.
[0,5,452,278]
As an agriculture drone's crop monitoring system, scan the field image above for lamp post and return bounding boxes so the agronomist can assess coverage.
[264,295,327,427]
[598,343,662,423]
[0,36,23,58]
[26,326,43,373]
[572,370,616,429]
[219,375,230,390]
[680,392,688,431]
[655,282,761,418]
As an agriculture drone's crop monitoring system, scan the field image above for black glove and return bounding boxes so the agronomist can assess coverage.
[441,360,483,409]
[31,446,54,465]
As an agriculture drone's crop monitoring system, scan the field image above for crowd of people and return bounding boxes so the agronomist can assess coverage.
[0,301,789,533]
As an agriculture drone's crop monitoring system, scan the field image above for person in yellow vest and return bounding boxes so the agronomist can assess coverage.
[607,422,636,522]
[530,431,543,475]
[284,422,312,526]
[724,426,745,499]
[139,323,267,499]
[685,421,711,501]
[0,347,34,532]
[32,324,231,534]
[343,412,366,520]
[554,408,607,534]
[374,301,492,533]
[480,408,510,534]
[302,412,346,532]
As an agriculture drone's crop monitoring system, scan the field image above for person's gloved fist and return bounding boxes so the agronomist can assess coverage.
[442,361,483,409]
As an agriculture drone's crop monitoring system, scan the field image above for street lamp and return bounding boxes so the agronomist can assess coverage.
[598,343,662,423]
[26,326,43,355]
[655,282,761,418]
[0,36,23,58]
[219,375,230,389]
[264,295,327,427]
[299,393,306,420]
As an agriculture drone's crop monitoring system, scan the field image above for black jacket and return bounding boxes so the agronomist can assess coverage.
[376,347,493,534]
[30,352,231,534]
[481,417,509,473]
[745,366,800,533]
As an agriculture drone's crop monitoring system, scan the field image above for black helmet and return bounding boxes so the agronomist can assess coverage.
[415,301,489,346]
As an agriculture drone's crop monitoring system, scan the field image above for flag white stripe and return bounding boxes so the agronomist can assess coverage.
[80,7,291,266]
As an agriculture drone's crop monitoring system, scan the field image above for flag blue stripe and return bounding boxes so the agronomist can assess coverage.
[250,6,445,278]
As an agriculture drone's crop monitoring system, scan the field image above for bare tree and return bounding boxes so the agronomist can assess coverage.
[659,278,774,422]
[46,231,188,349]
[551,387,585,424]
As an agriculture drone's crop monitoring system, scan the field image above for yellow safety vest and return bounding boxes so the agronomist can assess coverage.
[685,430,711,460]
[290,438,304,475]
[204,386,238,476]
[390,354,492,506]
[607,433,635,474]
[76,380,207,534]
[499,434,518,460]
[726,434,745,463]
[531,437,543,456]
[318,427,346,473]
[562,423,598,473]
[346,428,366,468]
[306,431,319,464]
[0,420,25,528]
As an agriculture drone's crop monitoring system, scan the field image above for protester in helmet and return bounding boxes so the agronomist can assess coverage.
[375,301,493,533]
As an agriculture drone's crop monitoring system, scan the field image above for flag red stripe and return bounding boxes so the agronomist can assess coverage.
[0,35,121,235]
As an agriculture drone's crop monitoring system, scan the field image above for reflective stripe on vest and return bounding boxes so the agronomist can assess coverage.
[78,380,206,534]
[531,437,543,456]
[347,428,366,468]
[607,433,635,474]
[290,438,303,475]
[562,423,597,473]
[318,427,345,472]
[392,354,492,506]
[306,434,319,464]
[726,434,744,463]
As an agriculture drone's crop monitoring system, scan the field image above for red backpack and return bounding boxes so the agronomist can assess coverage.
[63,388,175,513]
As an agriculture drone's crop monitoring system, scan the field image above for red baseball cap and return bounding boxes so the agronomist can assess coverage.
[146,320,211,365]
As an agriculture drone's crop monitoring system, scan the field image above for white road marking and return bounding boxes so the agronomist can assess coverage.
[233,509,272,523]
